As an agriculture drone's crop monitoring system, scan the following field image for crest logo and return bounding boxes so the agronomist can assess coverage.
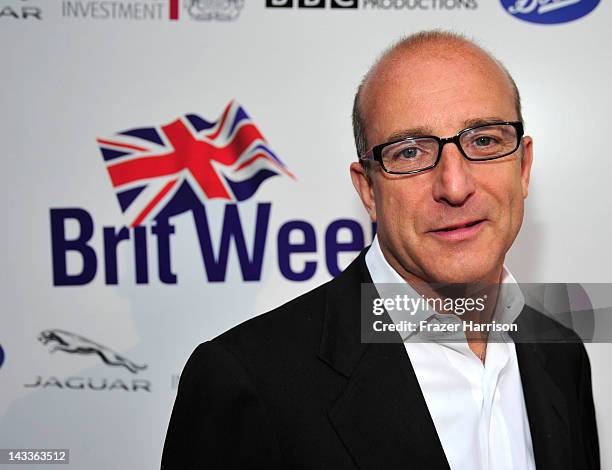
[97,101,294,227]
[185,0,245,20]
[500,0,600,24]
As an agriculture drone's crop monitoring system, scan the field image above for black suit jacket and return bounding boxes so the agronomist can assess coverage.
[162,251,599,469]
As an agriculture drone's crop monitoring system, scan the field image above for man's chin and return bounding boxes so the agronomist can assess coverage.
[423,260,500,285]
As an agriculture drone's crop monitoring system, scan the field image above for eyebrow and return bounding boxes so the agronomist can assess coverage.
[383,116,512,142]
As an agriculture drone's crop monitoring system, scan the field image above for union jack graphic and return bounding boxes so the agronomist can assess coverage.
[97,101,294,227]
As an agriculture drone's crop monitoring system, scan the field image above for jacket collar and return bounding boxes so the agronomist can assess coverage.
[318,249,371,378]
[513,309,573,470]
[319,249,450,470]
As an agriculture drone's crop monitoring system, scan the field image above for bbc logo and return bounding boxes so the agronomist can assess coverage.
[266,0,358,8]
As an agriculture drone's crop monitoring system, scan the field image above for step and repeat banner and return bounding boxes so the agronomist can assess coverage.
[1,1,611,468]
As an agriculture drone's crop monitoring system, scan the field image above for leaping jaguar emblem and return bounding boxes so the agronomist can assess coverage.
[38,329,147,374]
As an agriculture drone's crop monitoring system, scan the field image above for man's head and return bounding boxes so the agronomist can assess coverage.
[350,31,533,285]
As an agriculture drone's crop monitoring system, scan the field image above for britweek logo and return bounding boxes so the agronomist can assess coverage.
[50,101,372,286]
[501,0,600,24]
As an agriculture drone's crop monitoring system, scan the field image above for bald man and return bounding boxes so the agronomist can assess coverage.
[162,31,599,470]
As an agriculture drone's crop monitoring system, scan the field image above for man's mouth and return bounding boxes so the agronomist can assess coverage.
[429,219,487,241]
[433,219,485,232]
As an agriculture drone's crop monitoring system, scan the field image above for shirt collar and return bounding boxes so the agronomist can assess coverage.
[365,235,525,341]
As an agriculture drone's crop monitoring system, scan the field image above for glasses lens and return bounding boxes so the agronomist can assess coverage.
[381,138,438,173]
[460,124,519,159]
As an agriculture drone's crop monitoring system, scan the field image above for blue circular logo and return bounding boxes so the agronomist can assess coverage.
[0,345,4,369]
[500,0,600,24]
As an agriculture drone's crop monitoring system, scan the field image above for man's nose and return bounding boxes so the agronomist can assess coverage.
[431,142,476,207]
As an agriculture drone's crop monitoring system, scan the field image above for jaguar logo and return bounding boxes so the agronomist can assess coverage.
[38,329,147,374]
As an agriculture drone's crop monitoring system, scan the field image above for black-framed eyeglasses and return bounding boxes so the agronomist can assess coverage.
[360,121,524,175]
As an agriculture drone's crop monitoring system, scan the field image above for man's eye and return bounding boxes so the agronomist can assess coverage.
[397,147,419,159]
[474,136,495,147]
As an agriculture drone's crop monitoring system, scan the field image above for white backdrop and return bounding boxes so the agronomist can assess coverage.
[1,0,610,468]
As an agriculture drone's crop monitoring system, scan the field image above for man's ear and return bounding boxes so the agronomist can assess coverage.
[520,136,533,199]
[350,162,377,222]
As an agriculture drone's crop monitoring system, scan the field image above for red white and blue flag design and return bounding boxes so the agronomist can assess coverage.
[97,101,294,227]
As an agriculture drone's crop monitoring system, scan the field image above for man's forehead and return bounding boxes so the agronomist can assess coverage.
[360,42,517,139]
[368,38,499,83]
[365,43,510,102]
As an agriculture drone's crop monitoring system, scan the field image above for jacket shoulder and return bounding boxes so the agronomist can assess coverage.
[208,249,369,363]
[516,305,585,342]
[516,305,591,380]
[210,279,332,364]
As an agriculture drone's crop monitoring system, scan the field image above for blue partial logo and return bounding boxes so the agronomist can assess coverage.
[0,344,4,369]
[501,0,600,24]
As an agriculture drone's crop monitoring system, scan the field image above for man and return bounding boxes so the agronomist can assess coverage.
[162,31,599,469]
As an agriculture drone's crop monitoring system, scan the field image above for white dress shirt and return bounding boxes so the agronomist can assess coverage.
[365,236,536,470]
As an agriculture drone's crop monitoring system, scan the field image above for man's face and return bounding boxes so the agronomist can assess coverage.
[351,45,533,284]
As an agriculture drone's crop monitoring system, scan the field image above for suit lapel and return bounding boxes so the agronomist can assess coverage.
[319,251,450,470]
[513,315,572,470]
[328,341,450,470]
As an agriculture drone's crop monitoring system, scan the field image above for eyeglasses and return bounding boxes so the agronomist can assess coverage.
[360,121,524,175]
